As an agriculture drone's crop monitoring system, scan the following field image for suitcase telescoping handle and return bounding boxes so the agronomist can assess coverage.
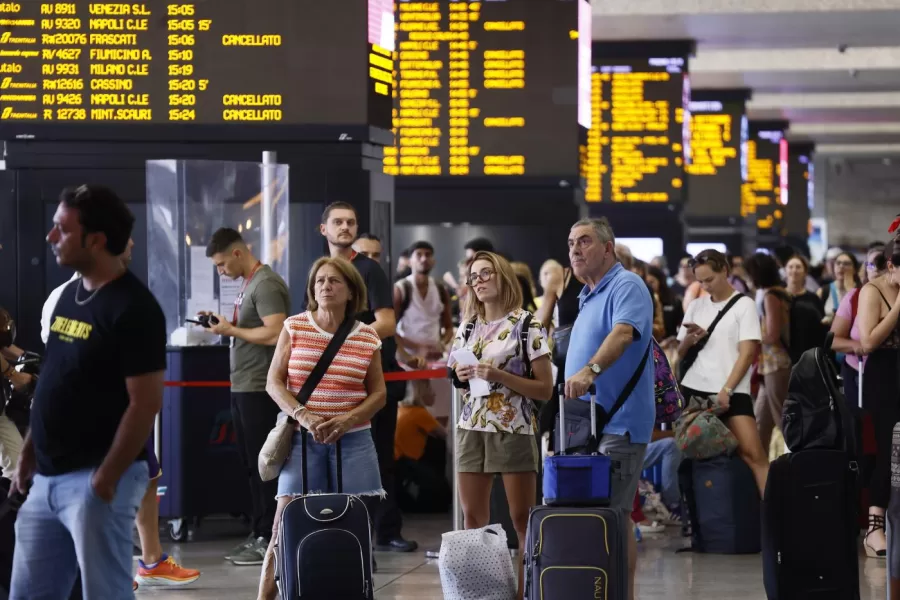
[300,427,343,495]
[857,354,864,409]
[557,383,597,455]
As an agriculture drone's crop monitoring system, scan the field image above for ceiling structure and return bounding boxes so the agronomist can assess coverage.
[592,0,900,155]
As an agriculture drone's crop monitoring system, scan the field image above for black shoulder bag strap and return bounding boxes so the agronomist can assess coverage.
[580,338,652,453]
[520,313,533,377]
[679,294,744,380]
[300,315,357,495]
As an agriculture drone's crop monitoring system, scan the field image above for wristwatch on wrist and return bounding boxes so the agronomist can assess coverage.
[587,363,602,376]
[722,386,734,397]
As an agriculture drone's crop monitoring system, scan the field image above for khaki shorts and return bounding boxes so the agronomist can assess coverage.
[456,428,539,474]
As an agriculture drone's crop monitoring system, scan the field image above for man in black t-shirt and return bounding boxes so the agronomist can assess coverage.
[315,202,418,553]
[10,185,166,599]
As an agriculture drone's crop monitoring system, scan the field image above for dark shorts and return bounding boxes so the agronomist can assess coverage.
[681,387,754,420]
[145,436,161,480]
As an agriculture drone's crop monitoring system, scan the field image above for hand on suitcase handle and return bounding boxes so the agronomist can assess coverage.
[560,377,597,400]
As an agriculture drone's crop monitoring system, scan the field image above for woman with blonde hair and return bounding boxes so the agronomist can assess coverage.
[258,256,387,599]
[449,251,553,598]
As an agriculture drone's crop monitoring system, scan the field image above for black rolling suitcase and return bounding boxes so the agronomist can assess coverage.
[887,423,900,599]
[762,337,861,600]
[762,450,859,600]
[274,429,374,600]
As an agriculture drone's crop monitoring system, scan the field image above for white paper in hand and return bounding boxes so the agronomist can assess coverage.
[449,348,491,398]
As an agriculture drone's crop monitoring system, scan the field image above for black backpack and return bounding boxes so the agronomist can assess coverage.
[782,333,859,456]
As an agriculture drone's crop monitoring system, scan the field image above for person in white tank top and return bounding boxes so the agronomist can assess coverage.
[393,241,453,364]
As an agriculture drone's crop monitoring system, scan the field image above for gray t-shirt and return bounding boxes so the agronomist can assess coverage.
[230,265,290,392]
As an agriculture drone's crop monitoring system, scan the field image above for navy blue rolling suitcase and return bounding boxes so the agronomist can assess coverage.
[524,505,626,600]
[680,454,761,554]
[525,384,628,600]
[275,429,374,600]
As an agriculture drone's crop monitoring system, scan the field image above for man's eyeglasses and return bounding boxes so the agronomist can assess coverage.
[466,268,495,286]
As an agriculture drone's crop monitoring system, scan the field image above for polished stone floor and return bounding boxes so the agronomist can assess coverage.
[136,514,887,599]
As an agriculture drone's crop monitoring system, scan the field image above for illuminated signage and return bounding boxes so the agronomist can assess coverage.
[384,0,586,177]
[586,57,688,203]
[0,1,392,135]
[685,95,744,218]
[742,124,788,231]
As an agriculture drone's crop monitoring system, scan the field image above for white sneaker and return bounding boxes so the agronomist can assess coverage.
[637,521,666,534]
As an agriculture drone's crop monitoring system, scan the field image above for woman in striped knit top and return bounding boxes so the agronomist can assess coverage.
[258,256,387,600]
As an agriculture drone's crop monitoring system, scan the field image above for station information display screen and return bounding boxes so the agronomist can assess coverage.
[0,1,393,136]
[383,0,590,178]
[785,146,813,237]
[685,99,745,217]
[741,128,788,231]
[585,56,690,203]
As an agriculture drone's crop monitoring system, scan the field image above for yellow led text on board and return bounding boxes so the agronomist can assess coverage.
[385,1,529,176]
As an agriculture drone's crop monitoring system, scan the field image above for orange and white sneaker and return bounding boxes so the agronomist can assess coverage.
[134,554,201,587]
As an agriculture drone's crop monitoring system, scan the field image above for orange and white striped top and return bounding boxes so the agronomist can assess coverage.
[285,312,382,431]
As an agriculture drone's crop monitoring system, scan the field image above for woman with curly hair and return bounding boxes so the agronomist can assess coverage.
[449,251,553,598]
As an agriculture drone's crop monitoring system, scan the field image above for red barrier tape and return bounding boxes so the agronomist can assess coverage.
[163,368,447,388]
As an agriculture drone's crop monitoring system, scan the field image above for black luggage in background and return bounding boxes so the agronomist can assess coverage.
[274,430,374,600]
[524,506,626,600]
[679,455,761,554]
[887,423,900,599]
[762,450,859,600]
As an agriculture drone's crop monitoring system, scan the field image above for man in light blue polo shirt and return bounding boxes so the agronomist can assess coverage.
[563,217,654,600]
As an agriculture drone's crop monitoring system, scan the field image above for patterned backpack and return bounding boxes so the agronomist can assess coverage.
[652,338,684,424]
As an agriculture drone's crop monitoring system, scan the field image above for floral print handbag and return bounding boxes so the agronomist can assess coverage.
[674,395,738,460]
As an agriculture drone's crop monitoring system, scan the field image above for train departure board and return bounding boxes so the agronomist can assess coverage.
[685,96,746,217]
[0,0,394,139]
[383,0,591,178]
[785,143,813,238]
[585,56,690,203]
[741,125,788,231]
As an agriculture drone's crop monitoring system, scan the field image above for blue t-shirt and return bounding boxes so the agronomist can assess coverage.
[564,263,656,444]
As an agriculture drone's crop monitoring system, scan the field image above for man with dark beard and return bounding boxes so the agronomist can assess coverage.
[316,202,418,553]
[13,185,162,598]
[40,237,200,590]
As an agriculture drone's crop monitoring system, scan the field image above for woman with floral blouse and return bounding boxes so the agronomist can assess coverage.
[449,251,553,598]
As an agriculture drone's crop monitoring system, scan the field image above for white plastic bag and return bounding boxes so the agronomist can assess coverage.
[438,524,517,600]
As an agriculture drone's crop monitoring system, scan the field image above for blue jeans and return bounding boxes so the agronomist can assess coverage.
[11,461,149,600]
[276,428,384,498]
[642,438,681,508]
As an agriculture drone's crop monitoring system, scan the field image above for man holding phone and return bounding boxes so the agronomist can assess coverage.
[202,228,290,566]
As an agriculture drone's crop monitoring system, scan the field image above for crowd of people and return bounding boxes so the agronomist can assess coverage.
[1,181,898,599]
